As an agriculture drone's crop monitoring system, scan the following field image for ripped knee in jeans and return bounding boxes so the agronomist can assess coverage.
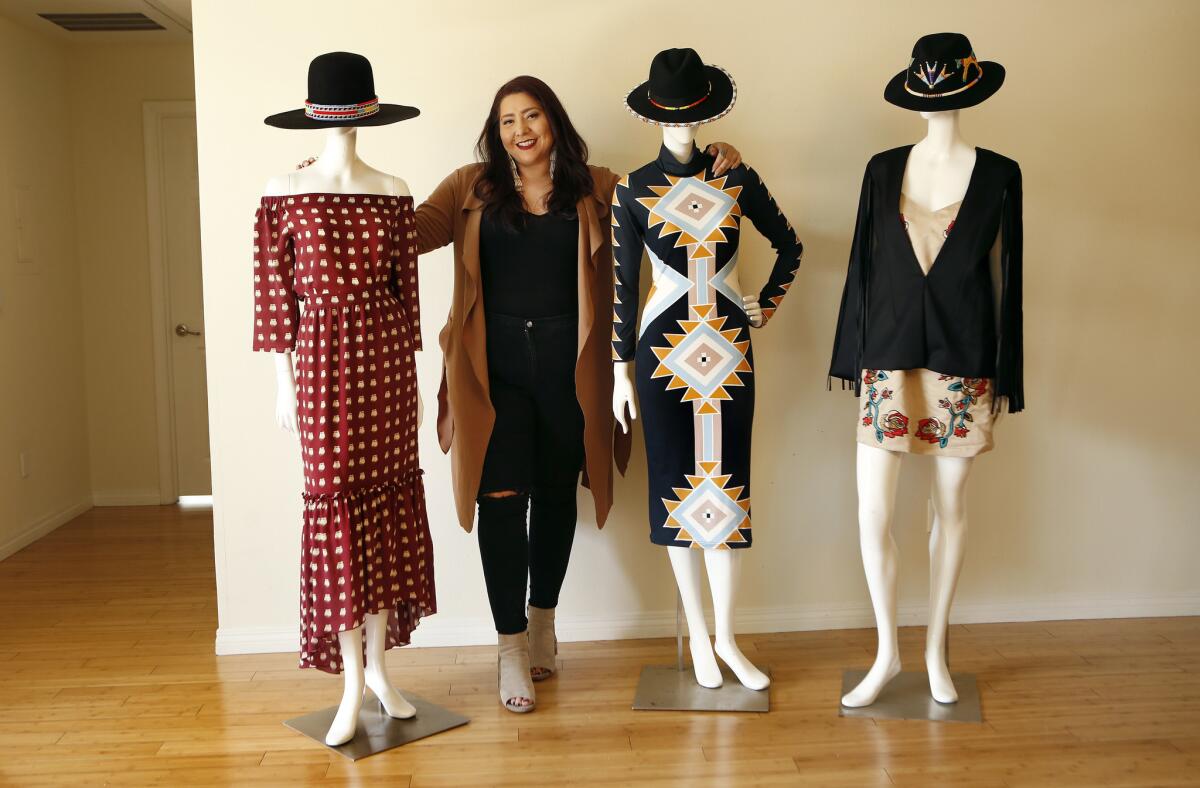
[477,489,531,513]
[481,489,522,499]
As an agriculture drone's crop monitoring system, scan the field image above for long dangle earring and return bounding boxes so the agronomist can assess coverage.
[549,147,557,180]
[509,155,523,192]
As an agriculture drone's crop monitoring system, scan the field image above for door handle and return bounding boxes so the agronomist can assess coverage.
[175,323,202,337]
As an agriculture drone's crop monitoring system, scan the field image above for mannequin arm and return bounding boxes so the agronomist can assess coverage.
[739,165,804,326]
[274,353,299,435]
[741,294,764,328]
[613,360,637,433]
[417,385,423,429]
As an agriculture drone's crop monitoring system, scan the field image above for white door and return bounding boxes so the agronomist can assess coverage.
[145,102,211,498]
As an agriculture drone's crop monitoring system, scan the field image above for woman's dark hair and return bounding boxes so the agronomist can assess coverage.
[474,75,593,230]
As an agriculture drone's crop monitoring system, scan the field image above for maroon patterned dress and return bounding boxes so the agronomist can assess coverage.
[252,192,435,674]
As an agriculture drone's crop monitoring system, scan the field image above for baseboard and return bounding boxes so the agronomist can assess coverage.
[215,626,299,655]
[92,489,164,507]
[0,498,92,562]
[214,592,1200,656]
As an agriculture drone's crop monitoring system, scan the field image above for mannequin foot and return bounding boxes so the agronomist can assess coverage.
[714,639,770,690]
[689,636,723,689]
[926,650,958,704]
[325,687,364,746]
[365,667,417,719]
[841,653,901,708]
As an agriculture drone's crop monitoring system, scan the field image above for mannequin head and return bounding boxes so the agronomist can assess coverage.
[322,126,357,147]
[662,124,698,148]
[314,125,358,165]
[920,109,960,122]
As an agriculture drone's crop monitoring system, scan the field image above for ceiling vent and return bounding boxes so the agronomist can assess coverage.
[38,12,165,32]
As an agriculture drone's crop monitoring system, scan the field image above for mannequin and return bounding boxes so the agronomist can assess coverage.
[264,126,423,745]
[841,109,1003,708]
[612,123,769,692]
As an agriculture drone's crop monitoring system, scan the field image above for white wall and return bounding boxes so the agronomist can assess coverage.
[0,17,93,560]
[194,0,1200,655]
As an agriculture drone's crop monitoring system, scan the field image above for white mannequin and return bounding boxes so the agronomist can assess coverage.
[613,124,768,691]
[841,109,1003,708]
[264,126,423,745]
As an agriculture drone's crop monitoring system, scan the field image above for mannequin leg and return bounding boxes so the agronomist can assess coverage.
[842,443,904,708]
[706,550,769,690]
[667,546,722,688]
[325,626,366,746]
[926,456,974,704]
[363,611,417,719]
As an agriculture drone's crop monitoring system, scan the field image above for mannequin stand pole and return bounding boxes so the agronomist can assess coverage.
[632,593,770,712]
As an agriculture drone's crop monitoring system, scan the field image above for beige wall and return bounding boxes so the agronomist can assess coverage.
[70,43,196,505]
[194,0,1200,653]
[0,17,93,558]
[0,28,197,556]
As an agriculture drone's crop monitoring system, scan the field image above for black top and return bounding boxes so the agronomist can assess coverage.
[480,210,580,318]
[829,145,1024,413]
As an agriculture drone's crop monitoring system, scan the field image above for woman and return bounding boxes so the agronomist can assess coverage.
[414,75,741,713]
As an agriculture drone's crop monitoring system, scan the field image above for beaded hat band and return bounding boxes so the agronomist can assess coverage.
[304,97,381,122]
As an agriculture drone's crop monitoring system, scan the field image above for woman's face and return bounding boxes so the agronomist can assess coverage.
[498,91,555,169]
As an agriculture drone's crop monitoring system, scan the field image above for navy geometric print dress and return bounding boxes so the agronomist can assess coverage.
[611,145,803,549]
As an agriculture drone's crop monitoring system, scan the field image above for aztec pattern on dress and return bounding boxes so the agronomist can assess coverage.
[612,145,802,549]
[253,193,435,674]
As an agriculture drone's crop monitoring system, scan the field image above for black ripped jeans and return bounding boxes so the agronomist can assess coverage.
[477,312,584,635]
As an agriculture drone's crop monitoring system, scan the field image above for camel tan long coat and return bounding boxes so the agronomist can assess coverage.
[414,164,631,531]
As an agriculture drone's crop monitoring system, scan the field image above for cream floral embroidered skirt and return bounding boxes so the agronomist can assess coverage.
[856,369,995,457]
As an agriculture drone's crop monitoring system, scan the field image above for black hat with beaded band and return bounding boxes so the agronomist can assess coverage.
[264,51,420,129]
[884,33,1005,112]
[624,47,736,127]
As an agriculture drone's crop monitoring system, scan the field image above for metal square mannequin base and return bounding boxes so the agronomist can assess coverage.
[284,692,469,760]
[837,670,982,723]
[633,665,770,712]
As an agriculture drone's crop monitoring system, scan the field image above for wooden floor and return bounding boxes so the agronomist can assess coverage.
[0,507,1198,787]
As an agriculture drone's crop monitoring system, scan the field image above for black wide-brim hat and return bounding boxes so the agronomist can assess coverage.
[625,47,736,127]
[265,51,419,129]
[884,33,1004,112]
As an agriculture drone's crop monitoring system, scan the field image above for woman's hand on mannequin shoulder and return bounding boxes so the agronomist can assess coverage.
[274,353,299,436]
[742,294,764,328]
[706,143,742,176]
[613,360,637,434]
